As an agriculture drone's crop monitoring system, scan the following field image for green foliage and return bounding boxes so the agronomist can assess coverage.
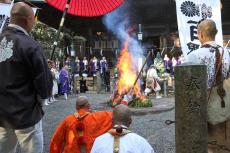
[31,22,64,59]
[31,22,86,60]
[107,97,152,108]
[129,98,152,107]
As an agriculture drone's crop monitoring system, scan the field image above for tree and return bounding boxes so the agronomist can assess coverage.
[31,21,64,59]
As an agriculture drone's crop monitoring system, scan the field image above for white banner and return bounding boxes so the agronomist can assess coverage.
[0,3,11,33]
[0,3,37,33]
[175,0,223,56]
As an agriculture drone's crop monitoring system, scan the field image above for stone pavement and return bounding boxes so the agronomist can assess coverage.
[41,93,175,153]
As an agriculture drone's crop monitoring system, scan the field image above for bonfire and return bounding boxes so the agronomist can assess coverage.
[110,42,152,107]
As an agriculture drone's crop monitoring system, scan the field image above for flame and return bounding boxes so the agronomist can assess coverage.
[116,41,140,95]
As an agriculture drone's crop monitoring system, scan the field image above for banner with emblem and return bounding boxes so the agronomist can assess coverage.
[0,3,11,34]
[175,0,223,56]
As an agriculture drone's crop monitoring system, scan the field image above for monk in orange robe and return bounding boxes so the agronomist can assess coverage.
[50,96,113,153]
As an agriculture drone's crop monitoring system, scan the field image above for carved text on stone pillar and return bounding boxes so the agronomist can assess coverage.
[187,99,201,114]
[185,76,202,114]
[186,76,201,90]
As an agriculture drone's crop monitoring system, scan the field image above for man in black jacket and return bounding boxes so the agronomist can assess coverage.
[0,2,52,153]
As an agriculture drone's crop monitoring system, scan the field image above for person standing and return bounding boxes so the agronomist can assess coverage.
[92,56,98,77]
[0,2,52,153]
[73,56,80,94]
[100,56,108,74]
[100,57,110,92]
[82,57,88,79]
[65,56,71,67]
[59,64,70,100]
[74,56,80,77]
[83,56,88,70]
[43,60,54,106]
[50,61,59,102]
[186,19,230,153]
[55,58,61,71]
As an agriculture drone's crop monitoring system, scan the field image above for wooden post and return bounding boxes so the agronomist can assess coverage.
[163,79,167,97]
[93,76,96,91]
[96,71,102,93]
[175,64,207,153]
[172,76,175,93]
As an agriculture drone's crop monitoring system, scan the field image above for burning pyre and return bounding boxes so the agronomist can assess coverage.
[117,42,139,95]
[110,42,151,107]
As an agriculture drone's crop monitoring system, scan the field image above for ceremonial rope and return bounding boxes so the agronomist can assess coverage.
[202,44,226,108]
[74,112,90,153]
[108,125,131,153]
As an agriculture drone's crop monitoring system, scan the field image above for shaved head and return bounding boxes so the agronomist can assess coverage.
[113,104,132,127]
[11,2,33,17]
[76,96,90,110]
[198,19,217,44]
[10,2,35,33]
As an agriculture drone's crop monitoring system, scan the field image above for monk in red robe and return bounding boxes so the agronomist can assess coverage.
[50,96,113,153]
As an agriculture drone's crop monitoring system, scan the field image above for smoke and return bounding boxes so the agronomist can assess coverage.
[102,1,143,59]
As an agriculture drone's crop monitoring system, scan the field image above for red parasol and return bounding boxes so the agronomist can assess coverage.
[46,0,125,17]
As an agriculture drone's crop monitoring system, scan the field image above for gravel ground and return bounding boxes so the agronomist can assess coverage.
[21,93,175,153]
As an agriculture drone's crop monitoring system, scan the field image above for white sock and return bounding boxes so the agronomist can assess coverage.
[49,97,53,102]
[64,93,68,100]
[44,99,49,105]
[156,91,162,98]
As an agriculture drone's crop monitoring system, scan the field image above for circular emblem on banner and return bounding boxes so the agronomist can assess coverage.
[180,1,196,17]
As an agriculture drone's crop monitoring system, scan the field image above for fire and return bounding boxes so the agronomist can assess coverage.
[116,41,140,96]
[110,41,151,107]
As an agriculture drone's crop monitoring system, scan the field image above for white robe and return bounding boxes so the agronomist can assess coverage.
[186,41,229,88]
[186,41,230,151]
[145,67,161,92]
[91,132,155,153]
[51,68,59,95]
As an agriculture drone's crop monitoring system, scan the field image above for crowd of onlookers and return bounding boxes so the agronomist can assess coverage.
[44,56,110,105]
[45,52,184,105]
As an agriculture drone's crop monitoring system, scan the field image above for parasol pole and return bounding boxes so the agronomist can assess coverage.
[132,51,152,88]
[50,0,71,60]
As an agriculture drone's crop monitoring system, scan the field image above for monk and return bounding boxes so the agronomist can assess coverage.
[186,19,230,153]
[91,104,155,153]
[50,96,113,153]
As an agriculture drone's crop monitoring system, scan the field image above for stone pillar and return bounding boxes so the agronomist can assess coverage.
[96,71,102,93]
[175,64,207,153]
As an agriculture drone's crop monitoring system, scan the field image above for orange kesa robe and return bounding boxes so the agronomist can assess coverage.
[50,109,112,153]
